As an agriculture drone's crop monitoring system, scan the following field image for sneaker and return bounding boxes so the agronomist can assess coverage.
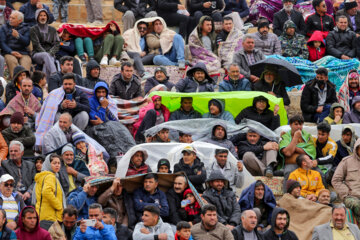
[93,20,103,25]
[79,55,86,62]
[89,56,95,61]
[141,71,152,80]
[109,57,121,66]
[100,56,108,66]
[265,166,274,178]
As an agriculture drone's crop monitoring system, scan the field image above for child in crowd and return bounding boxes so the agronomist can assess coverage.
[34,155,45,173]
[307,30,326,62]
[179,189,201,225]
[175,221,193,240]
[52,0,69,23]
[324,103,344,125]
[157,158,172,173]
[31,71,47,104]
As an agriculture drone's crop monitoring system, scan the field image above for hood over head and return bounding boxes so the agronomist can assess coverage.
[328,102,344,119]
[205,170,230,188]
[352,95,360,107]
[307,30,325,46]
[208,98,225,114]
[197,15,215,36]
[35,8,50,23]
[130,149,148,165]
[270,207,290,231]
[94,81,109,98]
[86,60,101,80]
[252,95,270,110]
[17,206,40,232]
[186,62,214,84]
[283,20,297,31]
[354,138,360,159]
[211,121,228,139]
[259,65,280,86]
[12,65,30,83]
[151,95,161,102]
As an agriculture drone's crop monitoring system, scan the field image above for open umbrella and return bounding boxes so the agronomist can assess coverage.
[249,57,302,87]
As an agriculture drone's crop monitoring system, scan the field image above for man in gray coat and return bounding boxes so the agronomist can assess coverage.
[312,205,360,240]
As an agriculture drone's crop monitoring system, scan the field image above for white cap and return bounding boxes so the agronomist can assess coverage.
[0,174,14,183]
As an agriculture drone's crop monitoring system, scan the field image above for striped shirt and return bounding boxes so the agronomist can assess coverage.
[2,195,18,222]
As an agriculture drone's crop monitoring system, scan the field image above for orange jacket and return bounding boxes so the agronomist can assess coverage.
[288,167,325,197]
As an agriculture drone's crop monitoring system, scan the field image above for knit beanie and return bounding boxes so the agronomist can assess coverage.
[10,112,24,125]
[61,143,74,155]
[151,95,161,102]
[154,66,167,77]
[72,132,86,146]
[157,158,170,170]
[286,179,301,193]
[257,18,270,29]
[345,0,358,10]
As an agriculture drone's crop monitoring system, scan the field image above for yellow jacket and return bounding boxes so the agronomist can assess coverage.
[35,171,63,222]
[288,167,325,197]
[312,136,338,159]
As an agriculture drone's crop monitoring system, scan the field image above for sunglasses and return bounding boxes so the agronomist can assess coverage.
[138,27,147,31]
[4,183,13,187]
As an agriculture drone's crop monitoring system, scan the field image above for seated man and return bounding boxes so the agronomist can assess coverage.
[150,128,170,143]
[20,0,54,27]
[279,20,309,60]
[263,208,298,240]
[336,0,360,35]
[55,73,90,131]
[29,9,59,82]
[207,149,244,191]
[133,205,174,240]
[326,15,357,59]
[219,64,251,92]
[109,62,142,100]
[5,65,29,104]
[102,208,132,240]
[202,98,235,123]
[202,171,241,230]
[232,210,263,240]
[288,154,325,202]
[239,180,276,230]
[251,18,281,56]
[203,123,237,158]
[48,56,84,92]
[190,0,223,24]
[175,62,215,92]
[236,129,278,177]
[343,95,360,123]
[300,68,337,123]
[134,95,170,143]
[114,0,156,32]
[305,0,335,37]
[232,34,265,83]
[235,96,280,130]
[179,132,193,143]
[67,181,98,220]
[285,179,302,199]
[48,206,78,240]
[147,18,185,66]
[273,0,306,36]
[126,149,152,176]
[2,112,35,158]
[144,66,174,95]
[98,178,136,229]
[174,146,206,193]
[133,173,169,219]
[2,141,36,203]
[169,97,202,121]
[73,203,116,240]
[83,60,105,90]
[333,125,356,168]
[338,69,360,111]
[0,10,31,78]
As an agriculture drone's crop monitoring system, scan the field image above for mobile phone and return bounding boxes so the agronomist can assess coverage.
[83,219,96,227]
[66,94,73,101]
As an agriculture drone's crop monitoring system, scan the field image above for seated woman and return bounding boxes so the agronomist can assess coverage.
[179,188,201,225]
[323,103,344,125]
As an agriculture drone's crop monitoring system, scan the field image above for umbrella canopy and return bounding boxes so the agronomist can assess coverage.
[249,57,302,87]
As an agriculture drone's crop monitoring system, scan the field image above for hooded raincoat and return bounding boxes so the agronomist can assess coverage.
[334,125,357,167]
[343,95,360,123]
[307,30,326,62]
[83,60,106,90]
[125,149,152,176]
[202,98,235,123]
[5,65,30,104]
[323,102,344,124]
[263,207,298,240]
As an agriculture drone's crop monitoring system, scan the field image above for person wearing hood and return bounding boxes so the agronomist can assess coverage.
[144,66,174,94]
[203,123,238,158]
[29,8,59,82]
[253,65,290,106]
[133,205,174,240]
[305,0,335,38]
[279,20,309,60]
[176,62,215,92]
[235,96,280,130]
[126,150,152,176]
[273,0,306,36]
[174,146,207,193]
[15,206,52,240]
[333,125,357,168]
[34,154,64,230]
[251,18,281,56]
[343,95,360,123]
[324,102,344,124]
[178,188,201,225]
[285,179,302,199]
[203,98,235,123]
[169,97,202,121]
[232,209,264,240]
[338,69,360,112]
[83,60,105,90]
[5,65,29,104]
[19,0,54,27]
[326,15,357,59]
[0,10,31,79]
[194,16,217,53]
[202,171,241,230]
[300,67,337,123]
[219,63,251,92]
[263,207,298,240]
[307,30,326,61]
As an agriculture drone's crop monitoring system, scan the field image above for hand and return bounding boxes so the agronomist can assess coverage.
[67,100,77,109]
[280,131,286,137]
[268,91,276,96]
[110,23,116,32]
[226,224,235,230]
[237,161,243,172]
[140,51,146,57]
[334,115,341,123]
[158,233,168,240]
[6,221,17,230]
[316,106,323,113]
[312,160,318,168]
[23,116,28,123]
[79,219,87,233]
[177,4,186,10]
[90,116,103,126]
[293,130,302,139]
[273,104,279,116]
[140,228,150,234]
[341,55,351,60]
[197,170,202,175]
[22,192,31,201]
[111,178,121,192]
[203,1,211,8]
[11,51,22,58]
[36,2,43,9]
[264,142,278,151]
[11,29,19,38]
[83,183,90,193]
[100,98,109,108]
[94,220,104,230]
[61,100,70,109]
[306,194,317,201]
[250,75,260,82]
[24,106,35,116]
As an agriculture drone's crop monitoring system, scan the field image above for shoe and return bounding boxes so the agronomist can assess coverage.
[89,56,95,61]
[273,169,284,176]
[109,57,121,66]
[79,55,86,62]
[141,71,152,80]
[100,56,108,66]
[93,20,103,25]
[265,166,274,178]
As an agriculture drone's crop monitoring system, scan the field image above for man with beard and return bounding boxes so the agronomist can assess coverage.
[169,97,202,121]
[301,68,337,123]
[273,0,306,36]
[285,179,302,199]
[251,18,281,56]
[20,0,54,27]
[232,210,263,240]
[279,20,309,59]
[339,70,360,110]
[203,99,235,123]
[176,62,215,92]
[312,205,360,239]
[83,60,105,90]
[191,204,234,240]
[263,208,298,240]
[343,96,360,123]
[48,206,78,240]
[144,67,174,95]
[203,124,237,158]
[55,73,90,131]
[336,0,360,35]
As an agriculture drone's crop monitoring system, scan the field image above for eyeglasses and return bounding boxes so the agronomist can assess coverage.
[4,183,13,187]
[138,27,147,31]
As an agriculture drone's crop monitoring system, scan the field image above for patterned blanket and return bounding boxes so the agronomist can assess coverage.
[218,28,243,68]
[111,97,149,125]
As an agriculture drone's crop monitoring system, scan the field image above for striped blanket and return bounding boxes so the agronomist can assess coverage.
[218,28,243,68]
[112,97,149,125]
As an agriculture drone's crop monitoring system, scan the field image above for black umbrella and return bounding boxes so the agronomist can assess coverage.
[249,57,302,87]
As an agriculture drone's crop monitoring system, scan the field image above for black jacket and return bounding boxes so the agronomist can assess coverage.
[232,225,264,240]
[5,65,28,104]
[83,60,106,90]
[273,9,306,36]
[237,138,268,160]
[300,78,337,122]
[109,74,142,100]
[48,72,84,92]
[253,79,290,106]
[57,88,91,117]
[188,0,224,15]
[144,76,174,95]
[115,222,133,240]
[165,188,184,225]
[326,27,357,58]
[2,126,35,158]
[336,8,360,34]
[114,0,156,17]
[157,0,182,14]
[263,208,298,240]
[305,12,335,37]
[174,157,206,193]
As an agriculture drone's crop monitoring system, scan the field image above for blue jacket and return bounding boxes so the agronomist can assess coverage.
[223,0,249,18]
[32,83,43,104]
[73,221,116,240]
[67,188,97,220]
[133,187,169,218]
[202,99,235,124]
[19,2,54,27]
[0,22,30,55]
[239,180,276,227]
[219,75,251,92]
[56,38,76,59]
[89,82,117,122]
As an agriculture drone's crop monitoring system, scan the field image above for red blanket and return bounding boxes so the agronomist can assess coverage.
[57,21,121,40]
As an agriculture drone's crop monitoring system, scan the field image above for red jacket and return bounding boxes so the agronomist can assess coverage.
[126,162,151,176]
[307,30,326,62]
